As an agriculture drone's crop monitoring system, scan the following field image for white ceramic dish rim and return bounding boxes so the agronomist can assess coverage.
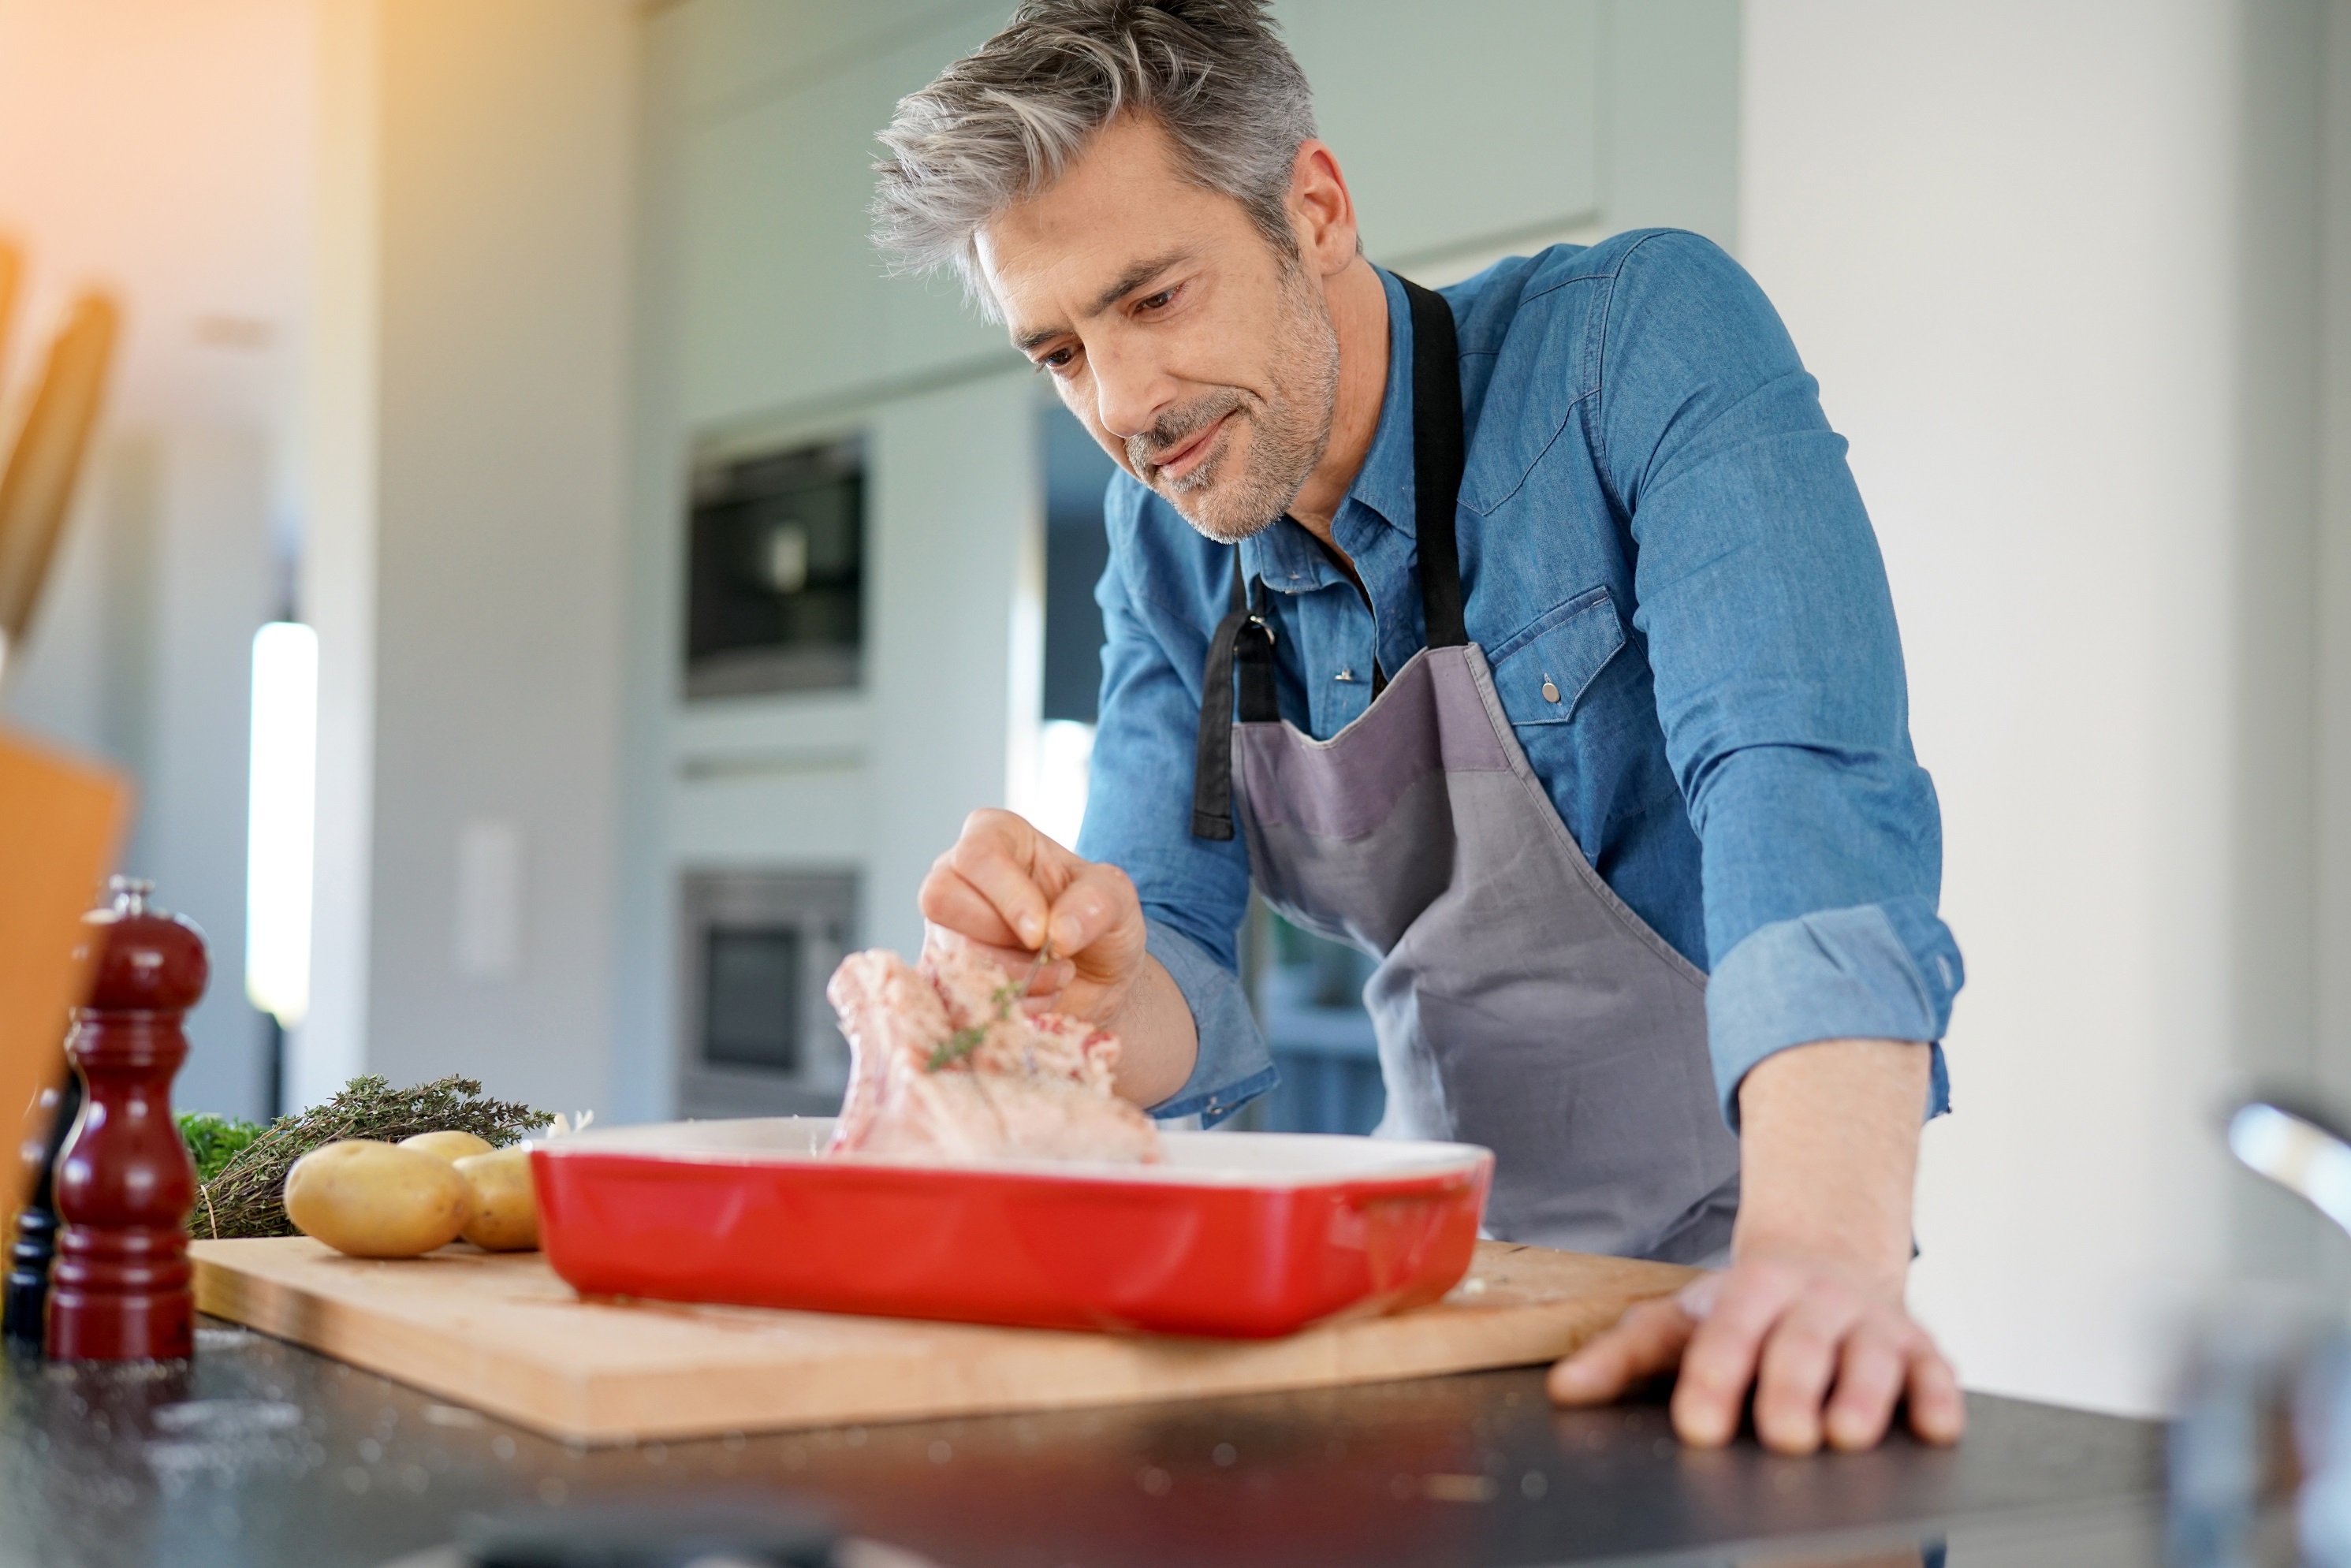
[535,1116,1492,1190]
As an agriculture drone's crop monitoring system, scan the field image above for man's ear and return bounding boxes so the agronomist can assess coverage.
[1287,138,1359,278]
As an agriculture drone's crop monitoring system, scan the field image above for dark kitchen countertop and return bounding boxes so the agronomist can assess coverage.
[0,1317,2166,1568]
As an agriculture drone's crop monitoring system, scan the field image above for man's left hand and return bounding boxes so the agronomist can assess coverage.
[1545,1037,1965,1454]
[1546,1253,1963,1453]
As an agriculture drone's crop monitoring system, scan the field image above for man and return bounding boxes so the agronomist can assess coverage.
[874,0,1965,1456]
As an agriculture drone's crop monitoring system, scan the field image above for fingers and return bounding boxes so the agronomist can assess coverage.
[1015,959,1077,998]
[1671,1262,1804,1448]
[932,930,1076,999]
[1750,1282,1872,1454]
[1819,1310,1911,1452]
[955,852,1056,953]
[918,810,1067,952]
[1903,1340,1967,1446]
[1548,1295,1694,1406]
[912,811,1146,1023]
[1551,1258,1963,1457]
[918,867,1026,949]
[1047,859,1142,966]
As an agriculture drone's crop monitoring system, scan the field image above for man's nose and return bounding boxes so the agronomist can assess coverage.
[1090,350,1174,445]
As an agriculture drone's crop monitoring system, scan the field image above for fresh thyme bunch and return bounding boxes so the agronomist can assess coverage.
[188,1075,552,1240]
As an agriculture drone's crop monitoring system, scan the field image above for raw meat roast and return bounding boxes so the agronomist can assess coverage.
[824,941,1163,1164]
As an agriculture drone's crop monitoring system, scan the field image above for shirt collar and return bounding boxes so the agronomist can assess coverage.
[1343,266,1418,538]
[1242,266,1416,593]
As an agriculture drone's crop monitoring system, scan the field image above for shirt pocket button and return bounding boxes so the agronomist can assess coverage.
[1492,586,1628,727]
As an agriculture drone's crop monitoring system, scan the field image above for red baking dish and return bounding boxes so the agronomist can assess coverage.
[532,1118,1492,1338]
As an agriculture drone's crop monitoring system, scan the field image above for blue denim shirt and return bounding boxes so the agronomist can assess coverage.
[1077,230,1961,1130]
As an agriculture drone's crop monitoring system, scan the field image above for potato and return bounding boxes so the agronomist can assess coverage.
[399,1129,494,1163]
[453,1145,539,1251]
[284,1139,472,1258]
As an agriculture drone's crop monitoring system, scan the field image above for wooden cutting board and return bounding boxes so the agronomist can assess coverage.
[192,1237,1692,1445]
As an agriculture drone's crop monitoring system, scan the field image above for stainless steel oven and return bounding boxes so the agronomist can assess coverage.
[674,869,859,1119]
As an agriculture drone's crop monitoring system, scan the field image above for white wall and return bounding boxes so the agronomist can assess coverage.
[2325,6,2351,1128]
[296,0,635,1117]
[7,429,276,1117]
[1280,0,1740,266]
[135,430,278,1116]
[293,0,381,1112]
[1742,0,2345,1415]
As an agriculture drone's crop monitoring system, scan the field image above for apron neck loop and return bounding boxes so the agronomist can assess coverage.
[1401,277,1467,650]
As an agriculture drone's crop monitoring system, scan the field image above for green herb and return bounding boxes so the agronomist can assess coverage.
[923,974,1033,1073]
[177,1111,265,1184]
[189,1074,552,1240]
[926,1023,989,1072]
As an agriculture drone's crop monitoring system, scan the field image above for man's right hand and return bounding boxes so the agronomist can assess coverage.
[916,809,1198,1104]
[917,807,1152,1019]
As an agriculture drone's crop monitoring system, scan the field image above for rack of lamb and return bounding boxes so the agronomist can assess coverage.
[824,940,1163,1164]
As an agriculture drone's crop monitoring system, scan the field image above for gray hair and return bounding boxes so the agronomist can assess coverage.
[873,0,1317,315]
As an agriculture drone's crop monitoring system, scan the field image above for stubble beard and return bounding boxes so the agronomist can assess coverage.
[1128,268,1341,546]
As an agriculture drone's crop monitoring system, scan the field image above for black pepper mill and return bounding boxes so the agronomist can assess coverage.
[2,1074,81,1348]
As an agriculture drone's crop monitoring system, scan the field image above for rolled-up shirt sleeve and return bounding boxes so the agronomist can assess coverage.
[1592,231,1962,1127]
[1076,479,1276,1127]
[1140,918,1278,1125]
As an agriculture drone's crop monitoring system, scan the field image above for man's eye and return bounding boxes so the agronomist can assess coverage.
[1039,346,1077,372]
[1138,289,1177,311]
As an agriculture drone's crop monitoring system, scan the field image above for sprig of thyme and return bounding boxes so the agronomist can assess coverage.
[924,952,1051,1073]
[926,1022,992,1072]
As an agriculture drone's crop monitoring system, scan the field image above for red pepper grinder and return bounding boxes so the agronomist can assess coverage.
[48,876,207,1361]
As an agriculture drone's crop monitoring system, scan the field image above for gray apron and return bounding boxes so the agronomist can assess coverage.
[1190,278,1742,1263]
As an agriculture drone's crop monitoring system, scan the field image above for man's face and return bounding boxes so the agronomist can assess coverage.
[977,115,1339,544]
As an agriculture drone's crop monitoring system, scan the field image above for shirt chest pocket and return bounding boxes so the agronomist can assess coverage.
[1488,587,1626,725]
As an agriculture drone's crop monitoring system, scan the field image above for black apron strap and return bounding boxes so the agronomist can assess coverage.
[1400,277,1467,648]
[1190,552,1278,840]
[1189,274,1465,840]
